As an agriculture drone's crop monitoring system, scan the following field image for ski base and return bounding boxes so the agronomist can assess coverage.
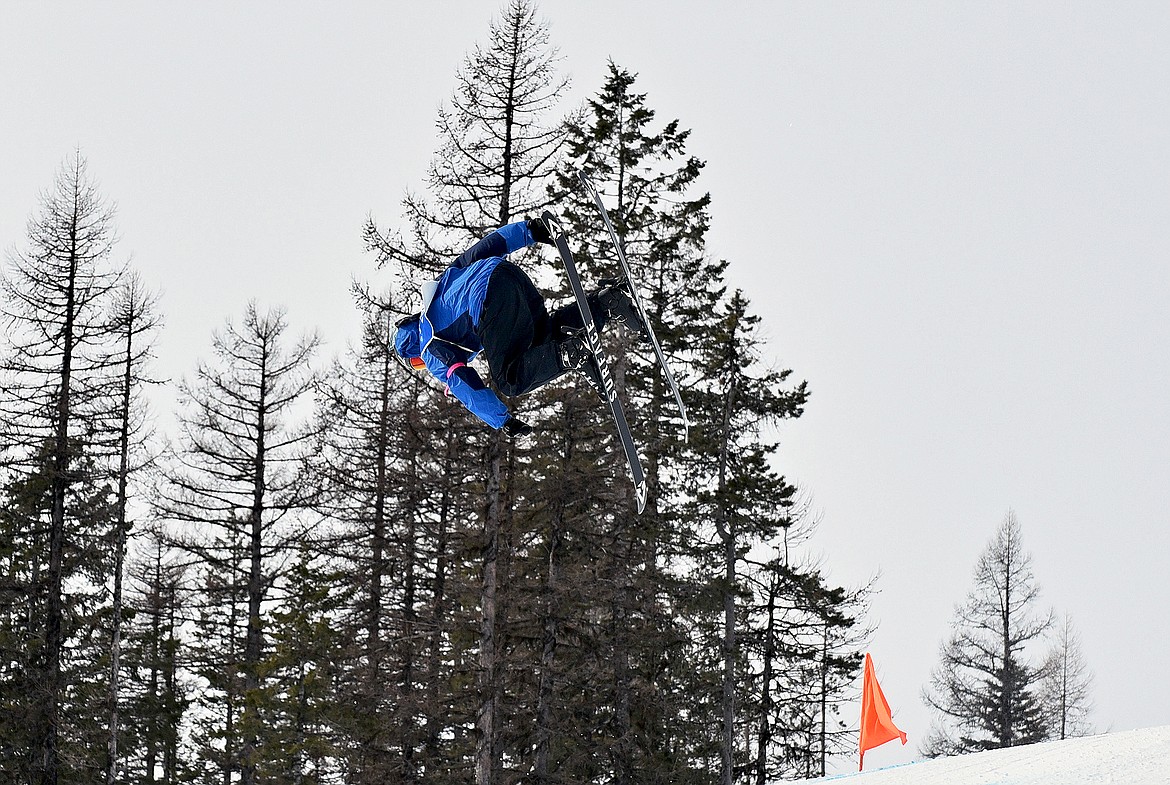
[543,210,648,514]
[577,171,690,442]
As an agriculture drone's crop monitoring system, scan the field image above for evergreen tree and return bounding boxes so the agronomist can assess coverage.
[682,290,809,784]
[0,151,126,784]
[551,61,727,783]
[747,556,870,779]
[119,530,191,784]
[922,511,1053,755]
[363,3,573,782]
[311,295,408,781]
[0,464,55,776]
[312,289,481,783]
[183,534,248,785]
[501,385,616,784]
[254,547,345,783]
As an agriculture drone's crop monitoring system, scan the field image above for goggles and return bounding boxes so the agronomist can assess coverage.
[395,313,426,371]
[394,351,426,371]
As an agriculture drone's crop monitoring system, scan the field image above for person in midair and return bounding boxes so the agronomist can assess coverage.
[393,216,647,435]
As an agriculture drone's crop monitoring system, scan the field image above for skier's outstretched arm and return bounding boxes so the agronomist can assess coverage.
[436,360,511,430]
[450,219,550,269]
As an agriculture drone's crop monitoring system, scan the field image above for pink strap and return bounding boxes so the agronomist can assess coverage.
[445,362,467,396]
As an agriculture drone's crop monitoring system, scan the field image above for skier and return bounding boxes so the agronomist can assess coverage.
[393,217,647,436]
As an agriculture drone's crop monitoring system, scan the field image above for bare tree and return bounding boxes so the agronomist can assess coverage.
[0,151,125,785]
[368,0,570,273]
[313,288,474,782]
[156,303,319,785]
[922,511,1053,756]
[1039,613,1094,739]
[104,273,163,785]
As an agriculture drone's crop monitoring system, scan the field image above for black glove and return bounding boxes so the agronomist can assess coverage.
[526,216,555,246]
[503,416,533,437]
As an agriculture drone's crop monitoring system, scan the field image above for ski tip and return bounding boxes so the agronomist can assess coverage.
[577,169,599,197]
[635,483,648,515]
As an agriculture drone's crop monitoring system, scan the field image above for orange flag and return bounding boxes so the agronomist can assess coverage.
[859,652,907,771]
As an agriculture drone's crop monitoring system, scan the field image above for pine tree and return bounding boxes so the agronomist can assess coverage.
[254,547,345,783]
[750,556,870,779]
[0,151,127,784]
[312,289,480,783]
[311,295,407,781]
[683,290,809,784]
[362,3,572,782]
[119,530,191,784]
[923,511,1054,755]
[184,534,248,785]
[508,393,617,783]
[0,465,54,776]
[551,61,727,782]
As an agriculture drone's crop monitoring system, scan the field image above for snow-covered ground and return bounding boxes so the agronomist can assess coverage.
[798,726,1170,785]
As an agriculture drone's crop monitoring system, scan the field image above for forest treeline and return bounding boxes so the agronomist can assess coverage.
[1,3,873,784]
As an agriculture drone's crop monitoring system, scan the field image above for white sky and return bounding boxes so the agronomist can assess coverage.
[2,1,1168,773]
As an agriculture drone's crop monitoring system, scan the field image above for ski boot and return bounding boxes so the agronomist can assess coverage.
[597,279,649,343]
[556,330,605,398]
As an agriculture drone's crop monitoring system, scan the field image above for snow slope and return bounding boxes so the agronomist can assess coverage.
[798,726,1170,785]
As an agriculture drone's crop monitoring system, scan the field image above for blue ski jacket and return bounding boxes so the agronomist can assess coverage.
[414,220,537,429]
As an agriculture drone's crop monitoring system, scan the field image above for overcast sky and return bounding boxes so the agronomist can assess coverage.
[2,1,1168,773]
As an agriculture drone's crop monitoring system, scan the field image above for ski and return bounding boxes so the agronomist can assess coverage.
[577,171,691,442]
[542,209,648,514]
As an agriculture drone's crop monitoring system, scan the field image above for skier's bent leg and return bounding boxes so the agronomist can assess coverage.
[549,294,607,336]
[479,263,564,397]
[490,340,565,397]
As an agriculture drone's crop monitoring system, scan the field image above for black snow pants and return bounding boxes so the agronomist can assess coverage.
[477,260,606,397]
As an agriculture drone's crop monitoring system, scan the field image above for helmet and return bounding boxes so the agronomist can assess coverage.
[393,315,426,370]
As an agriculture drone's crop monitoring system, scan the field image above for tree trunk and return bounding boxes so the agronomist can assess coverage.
[819,623,828,777]
[1001,551,1012,746]
[395,389,422,782]
[163,584,179,784]
[535,410,575,782]
[425,434,456,766]
[720,523,736,785]
[241,361,268,785]
[42,220,81,785]
[145,545,163,784]
[611,541,633,785]
[755,571,778,785]
[477,64,519,777]
[107,297,136,785]
[533,528,560,782]
[224,586,240,785]
[402,477,419,780]
[716,349,739,785]
[476,432,503,785]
